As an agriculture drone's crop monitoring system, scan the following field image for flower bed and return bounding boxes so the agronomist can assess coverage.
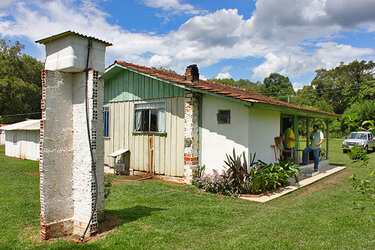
[192,149,300,197]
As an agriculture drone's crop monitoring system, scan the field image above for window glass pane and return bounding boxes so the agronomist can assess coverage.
[141,110,149,131]
[103,106,110,137]
[135,110,142,131]
[150,109,158,132]
[157,108,165,132]
[217,110,231,124]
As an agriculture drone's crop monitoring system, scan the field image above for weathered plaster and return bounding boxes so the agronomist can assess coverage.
[40,70,104,239]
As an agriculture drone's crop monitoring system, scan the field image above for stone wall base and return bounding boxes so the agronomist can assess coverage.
[40,219,74,240]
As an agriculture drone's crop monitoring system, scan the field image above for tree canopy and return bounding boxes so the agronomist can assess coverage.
[0,39,43,123]
[209,78,265,94]
[263,73,295,102]
[311,60,375,114]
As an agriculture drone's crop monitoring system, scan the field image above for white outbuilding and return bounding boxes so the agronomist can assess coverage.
[3,119,40,161]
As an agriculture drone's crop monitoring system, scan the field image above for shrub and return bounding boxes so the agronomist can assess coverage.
[223,149,300,196]
[347,145,369,166]
[245,160,300,195]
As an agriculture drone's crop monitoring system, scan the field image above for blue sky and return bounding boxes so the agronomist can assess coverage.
[1,0,375,89]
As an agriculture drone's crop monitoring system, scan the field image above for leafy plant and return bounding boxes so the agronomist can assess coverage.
[350,171,375,199]
[246,160,300,194]
[347,145,369,165]
[223,149,257,196]
[344,113,375,205]
[192,165,205,179]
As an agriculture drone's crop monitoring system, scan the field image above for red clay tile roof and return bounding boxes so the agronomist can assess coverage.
[112,60,340,117]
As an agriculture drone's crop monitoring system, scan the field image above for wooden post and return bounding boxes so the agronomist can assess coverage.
[306,118,310,147]
[293,115,299,163]
[326,120,329,160]
[148,135,154,177]
[293,115,299,150]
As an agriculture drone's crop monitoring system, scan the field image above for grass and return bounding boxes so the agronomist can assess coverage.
[1,141,375,248]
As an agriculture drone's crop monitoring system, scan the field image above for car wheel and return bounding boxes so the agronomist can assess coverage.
[343,149,347,153]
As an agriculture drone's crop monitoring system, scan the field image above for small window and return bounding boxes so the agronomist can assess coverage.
[217,110,231,124]
[13,133,17,144]
[103,105,110,138]
[134,102,166,133]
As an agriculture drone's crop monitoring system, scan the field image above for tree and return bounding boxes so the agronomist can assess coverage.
[263,73,295,102]
[311,60,375,114]
[292,85,318,108]
[209,78,265,94]
[0,39,43,123]
[344,100,375,128]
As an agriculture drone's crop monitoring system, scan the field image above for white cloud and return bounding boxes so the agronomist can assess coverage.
[173,9,244,47]
[0,0,374,81]
[253,42,375,78]
[0,0,13,9]
[142,0,206,15]
[148,54,172,68]
[215,72,232,79]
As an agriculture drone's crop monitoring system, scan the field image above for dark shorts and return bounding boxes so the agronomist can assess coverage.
[283,148,293,158]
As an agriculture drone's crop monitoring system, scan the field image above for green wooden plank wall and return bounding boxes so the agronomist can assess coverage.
[104,69,185,103]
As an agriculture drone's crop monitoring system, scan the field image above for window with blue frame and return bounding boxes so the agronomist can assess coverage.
[103,105,110,138]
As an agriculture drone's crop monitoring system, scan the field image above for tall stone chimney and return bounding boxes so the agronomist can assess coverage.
[185,64,199,83]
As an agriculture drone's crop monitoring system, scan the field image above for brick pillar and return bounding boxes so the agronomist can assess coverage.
[40,70,74,240]
[71,70,104,237]
[184,90,199,183]
[39,70,104,240]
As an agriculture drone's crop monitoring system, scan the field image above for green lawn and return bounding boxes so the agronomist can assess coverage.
[1,141,375,249]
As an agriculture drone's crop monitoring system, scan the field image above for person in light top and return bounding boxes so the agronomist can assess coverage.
[302,125,324,172]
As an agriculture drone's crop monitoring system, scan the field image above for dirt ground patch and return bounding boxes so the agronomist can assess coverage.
[111,175,152,184]
[25,171,40,175]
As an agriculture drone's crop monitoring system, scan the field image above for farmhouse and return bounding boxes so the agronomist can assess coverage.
[102,61,339,183]
[3,119,40,161]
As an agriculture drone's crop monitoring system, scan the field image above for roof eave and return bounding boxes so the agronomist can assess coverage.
[35,30,112,46]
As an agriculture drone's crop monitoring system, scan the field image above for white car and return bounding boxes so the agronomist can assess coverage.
[342,131,375,153]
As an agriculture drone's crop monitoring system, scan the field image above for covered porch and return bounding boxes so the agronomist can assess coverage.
[280,112,337,173]
[251,98,340,169]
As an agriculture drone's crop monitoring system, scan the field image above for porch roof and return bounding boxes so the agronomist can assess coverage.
[103,61,341,119]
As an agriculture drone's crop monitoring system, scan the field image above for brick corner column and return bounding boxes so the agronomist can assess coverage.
[184,90,199,184]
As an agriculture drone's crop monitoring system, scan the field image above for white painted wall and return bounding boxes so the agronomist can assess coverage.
[248,108,280,164]
[0,131,5,145]
[4,130,40,161]
[42,71,74,224]
[44,35,107,74]
[201,95,281,174]
[201,95,250,174]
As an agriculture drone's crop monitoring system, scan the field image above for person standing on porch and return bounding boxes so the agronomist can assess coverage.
[302,125,324,172]
[283,122,298,159]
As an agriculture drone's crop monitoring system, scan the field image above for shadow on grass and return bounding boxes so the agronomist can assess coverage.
[330,162,346,166]
[100,206,166,232]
